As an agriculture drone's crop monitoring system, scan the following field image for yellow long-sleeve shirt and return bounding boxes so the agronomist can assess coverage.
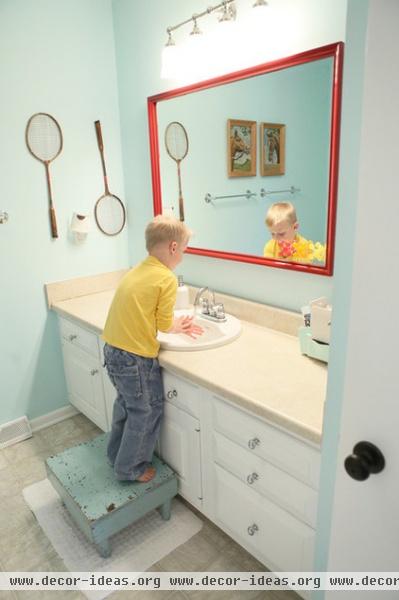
[263,234,312,263]
[102,256,177,358]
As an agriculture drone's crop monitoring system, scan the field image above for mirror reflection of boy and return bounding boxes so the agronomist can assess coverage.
[263,202,312,262]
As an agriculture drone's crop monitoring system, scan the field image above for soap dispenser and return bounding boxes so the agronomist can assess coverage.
[174,275,190,310]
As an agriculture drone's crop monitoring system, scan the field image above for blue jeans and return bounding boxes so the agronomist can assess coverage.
[103,343,164,481]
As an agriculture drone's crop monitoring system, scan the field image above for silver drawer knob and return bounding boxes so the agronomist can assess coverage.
[68,334,77,341]
[90,369,99,376]
[248,437,260,450]
[247,524,259,536]
[167,389,178,399]
[247,472,259,485]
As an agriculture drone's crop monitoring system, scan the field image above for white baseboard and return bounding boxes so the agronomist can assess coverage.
[30,405,79,433]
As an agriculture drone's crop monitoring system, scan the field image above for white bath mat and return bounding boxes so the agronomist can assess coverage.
[23,479,203,600]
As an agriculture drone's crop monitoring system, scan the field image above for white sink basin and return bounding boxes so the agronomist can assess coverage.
[158,310,242,351]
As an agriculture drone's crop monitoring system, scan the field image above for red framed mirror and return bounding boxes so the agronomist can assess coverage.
[148,42,343,276]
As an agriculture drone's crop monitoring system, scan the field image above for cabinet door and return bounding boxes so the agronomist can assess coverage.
[159,401,203,509]
[213,431,318,528]
[214,463,315,573]
[62,341,107,431]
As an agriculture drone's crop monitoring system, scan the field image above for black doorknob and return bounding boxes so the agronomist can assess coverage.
[344,441,385,481]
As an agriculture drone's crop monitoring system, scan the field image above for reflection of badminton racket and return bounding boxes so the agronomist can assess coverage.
[165,122,189,222]
[94,120,126,236]
[26,113,63,238]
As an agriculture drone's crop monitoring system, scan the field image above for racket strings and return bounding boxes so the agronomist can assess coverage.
[165,123,188,161]
[95,195,125,235]
[27,115,62,162]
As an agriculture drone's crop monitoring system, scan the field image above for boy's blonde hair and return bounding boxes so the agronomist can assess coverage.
[145,214,192,251]
[265,202,298,227]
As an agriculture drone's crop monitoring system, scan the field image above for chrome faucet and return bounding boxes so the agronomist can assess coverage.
[193,287,226,322]
[193,286,214,308]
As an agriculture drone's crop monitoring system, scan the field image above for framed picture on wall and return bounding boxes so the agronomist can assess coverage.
[260,122,286,176]
[227,119,256,177]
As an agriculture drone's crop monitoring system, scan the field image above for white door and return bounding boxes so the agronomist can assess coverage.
[325,1,399,597]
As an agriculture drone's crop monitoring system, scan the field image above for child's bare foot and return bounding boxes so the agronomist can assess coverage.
[136,466,156,482]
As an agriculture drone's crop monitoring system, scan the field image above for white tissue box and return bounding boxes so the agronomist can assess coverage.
[310,297,332,344]
[298,327,329,363]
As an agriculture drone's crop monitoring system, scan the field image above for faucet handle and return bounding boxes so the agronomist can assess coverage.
[200,298,210,314]
[214,303,225,319]
[208,302,225,319]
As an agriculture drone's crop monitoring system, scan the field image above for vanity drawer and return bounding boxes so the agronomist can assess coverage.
[214,463,315,572]
[162,370,200,418]
[213,431,317,528]
[212,397,320,489]
[59,317,100,359]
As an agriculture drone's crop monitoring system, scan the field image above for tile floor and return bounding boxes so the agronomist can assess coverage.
[0,413,300,600]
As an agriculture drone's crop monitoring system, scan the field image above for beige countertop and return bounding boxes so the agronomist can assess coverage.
[52,290,326,445]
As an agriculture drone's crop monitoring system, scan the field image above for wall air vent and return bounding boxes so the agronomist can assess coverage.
[0,416,32,449]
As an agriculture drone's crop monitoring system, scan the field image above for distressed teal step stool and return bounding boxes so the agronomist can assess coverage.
[45,433,178,558]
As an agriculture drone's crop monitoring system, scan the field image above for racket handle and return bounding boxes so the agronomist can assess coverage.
[94,120,103,151]
[49,206,58,238]
[177,162,185,221]
[179,196,185,222]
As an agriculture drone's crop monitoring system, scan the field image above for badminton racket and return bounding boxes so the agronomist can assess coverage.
[165,122,189,222]
[94,120,126,236]
[26,112,63,238]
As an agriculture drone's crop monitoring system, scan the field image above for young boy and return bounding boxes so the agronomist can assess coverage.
[102,215,202,483]
[263,202,311,262]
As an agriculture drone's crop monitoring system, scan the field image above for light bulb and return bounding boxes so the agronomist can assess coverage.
[247,0,269,37]
[161,35,180,79]
[188,18,204,54]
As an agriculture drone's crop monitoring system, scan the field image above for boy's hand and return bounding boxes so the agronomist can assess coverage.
[170,315,204,339]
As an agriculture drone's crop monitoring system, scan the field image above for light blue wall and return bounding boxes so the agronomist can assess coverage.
[0,0,372,586]
[0,0,128,425]
[112,0,347,312]
[157,58,332,255]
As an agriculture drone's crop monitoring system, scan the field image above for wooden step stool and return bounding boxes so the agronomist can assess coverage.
[45,433,178,558]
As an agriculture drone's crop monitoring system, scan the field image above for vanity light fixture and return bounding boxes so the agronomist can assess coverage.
[162,0,236,48]
[161,1,233,72]
[161,0,269,77]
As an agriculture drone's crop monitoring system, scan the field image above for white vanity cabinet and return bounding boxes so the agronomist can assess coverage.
[158,369,320,593]
[210,395,320,580]
[56,313,320,593]
[158,370,203,510]
[58,317,109,432]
